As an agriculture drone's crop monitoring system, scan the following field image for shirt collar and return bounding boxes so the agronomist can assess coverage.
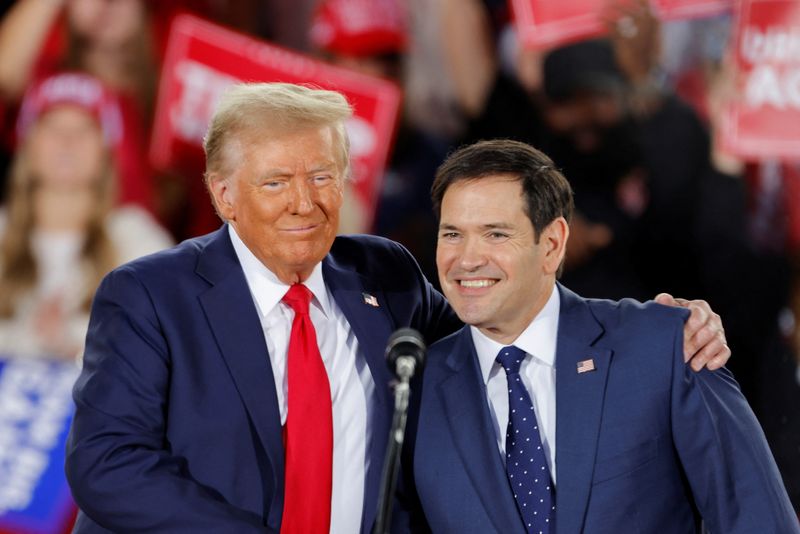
[228,224,330,318]
[472,284,560,385]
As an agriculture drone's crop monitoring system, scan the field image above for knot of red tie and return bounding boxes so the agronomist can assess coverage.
[282,284,312,315]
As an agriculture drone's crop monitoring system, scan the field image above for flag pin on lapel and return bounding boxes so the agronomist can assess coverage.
[362,293,379,307]
[577,359,596,374]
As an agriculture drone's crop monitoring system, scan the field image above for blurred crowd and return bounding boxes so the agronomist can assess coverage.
[0,0,797,515]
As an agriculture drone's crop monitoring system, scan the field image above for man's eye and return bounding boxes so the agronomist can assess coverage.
[488,232,509,239]
[440,232,460,240]
[312,175,333,184]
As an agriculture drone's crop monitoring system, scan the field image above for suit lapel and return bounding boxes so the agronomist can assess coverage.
[554,284,612,534]
[438,327,526,534]
[323,254,395,534]
[195,226,285,530]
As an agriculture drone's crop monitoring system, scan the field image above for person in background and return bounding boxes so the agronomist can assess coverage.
[0,72,172,360]
[0,0,159,213]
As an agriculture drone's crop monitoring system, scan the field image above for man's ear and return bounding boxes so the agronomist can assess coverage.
[207,173,236,221]
[541,217,569,275]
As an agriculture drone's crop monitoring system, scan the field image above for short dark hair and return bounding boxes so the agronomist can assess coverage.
[543,39,624,102]
[431,139,574,241]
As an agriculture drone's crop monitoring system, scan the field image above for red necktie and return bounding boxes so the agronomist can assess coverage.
[280,284,333,533]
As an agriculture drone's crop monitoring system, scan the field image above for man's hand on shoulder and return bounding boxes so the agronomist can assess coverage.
[654,293,730,372]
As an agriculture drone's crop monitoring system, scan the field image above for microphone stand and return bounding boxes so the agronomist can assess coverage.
[373,356,416,534]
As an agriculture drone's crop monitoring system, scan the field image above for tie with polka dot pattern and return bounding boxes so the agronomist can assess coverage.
[496,345,555,534]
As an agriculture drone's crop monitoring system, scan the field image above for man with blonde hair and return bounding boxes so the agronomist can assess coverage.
[66,83,729,533]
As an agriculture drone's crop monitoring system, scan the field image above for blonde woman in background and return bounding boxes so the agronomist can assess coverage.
[0,72,172,360]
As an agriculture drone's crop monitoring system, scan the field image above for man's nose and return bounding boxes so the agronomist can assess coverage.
[457,237,487,271]
[287,178,314,214]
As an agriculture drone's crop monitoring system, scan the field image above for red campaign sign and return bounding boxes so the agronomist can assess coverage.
[150,14,402,229]
[721,0,800,159]
[509,0,732,49]
[654,0,733,19]
[510,0,611,49]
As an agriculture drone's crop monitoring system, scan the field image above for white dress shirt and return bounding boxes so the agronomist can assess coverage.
[472,284,559,484]
[229,225,373,534]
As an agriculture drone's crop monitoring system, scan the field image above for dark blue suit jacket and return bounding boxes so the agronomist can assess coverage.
[406,285,799,533]
[65,226,459,533]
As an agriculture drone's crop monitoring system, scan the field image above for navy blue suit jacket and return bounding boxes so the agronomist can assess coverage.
[406,284,798,533]
[66,226,459,533]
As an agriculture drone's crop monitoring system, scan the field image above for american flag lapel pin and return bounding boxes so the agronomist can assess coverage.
[576,358,596,374]
[362,292,379,307]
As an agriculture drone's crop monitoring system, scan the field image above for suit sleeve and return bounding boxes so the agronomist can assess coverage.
[392,240,461,344]
[66,267,269,533]
[669,321,800,533]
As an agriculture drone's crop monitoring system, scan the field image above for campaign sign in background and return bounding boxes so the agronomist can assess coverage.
[0,358,78,534]
[721,0,800,159]
[510,0,733,48]
[150,14,402,231]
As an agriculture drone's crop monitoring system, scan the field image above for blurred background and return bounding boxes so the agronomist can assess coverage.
[0,0,797,531]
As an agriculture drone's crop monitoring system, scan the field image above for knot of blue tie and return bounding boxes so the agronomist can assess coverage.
[496,345,527,375]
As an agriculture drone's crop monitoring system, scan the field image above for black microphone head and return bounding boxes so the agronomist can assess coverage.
[385,327,426,370]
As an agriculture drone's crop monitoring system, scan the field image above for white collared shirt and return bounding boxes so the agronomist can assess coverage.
[472,284,559,484]
[229,225,373,534]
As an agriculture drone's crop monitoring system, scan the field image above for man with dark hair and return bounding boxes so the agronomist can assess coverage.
[405,139,798,533]
[431,140,575,244]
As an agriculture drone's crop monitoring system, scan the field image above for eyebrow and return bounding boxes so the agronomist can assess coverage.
[308,163,337,174]
[481,223,515,230]
[439,222,516,231]
[260,163,338,180]
[259,168,292,180]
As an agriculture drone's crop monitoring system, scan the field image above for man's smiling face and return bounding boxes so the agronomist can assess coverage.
[436,175,565,344]
[210,125,344,284]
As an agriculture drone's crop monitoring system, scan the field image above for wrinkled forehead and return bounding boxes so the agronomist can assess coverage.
[218,122,347,175]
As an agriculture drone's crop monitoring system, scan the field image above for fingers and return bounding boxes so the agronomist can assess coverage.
[653,295,731,370]
[688,337,731,372]
[654,293,691,308]
[684,319,717,362]
[654,292,673,305]
[704,349,732,371]
[684,305,729,370]
[683,301,712,352]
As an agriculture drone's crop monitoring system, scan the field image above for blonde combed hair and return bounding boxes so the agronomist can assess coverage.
[0,142,118,317]
[203,82,354,182]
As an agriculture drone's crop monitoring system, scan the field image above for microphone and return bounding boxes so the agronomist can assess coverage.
[385,327,426,381]
[374,328,427,534]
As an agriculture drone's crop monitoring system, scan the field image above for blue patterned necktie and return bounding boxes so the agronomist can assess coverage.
[496,345,555,534]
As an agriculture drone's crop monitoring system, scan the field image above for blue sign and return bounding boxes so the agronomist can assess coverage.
[0,358,78,534]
